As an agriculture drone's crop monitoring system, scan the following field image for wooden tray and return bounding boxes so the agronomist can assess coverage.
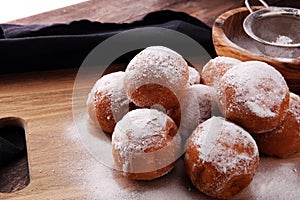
[212,7,300,94]
[0,67,299,199]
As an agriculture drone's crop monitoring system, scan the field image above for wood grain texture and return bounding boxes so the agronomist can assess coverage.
[9,0,246,27]
[8,0,298,27]
[213,6,300,94]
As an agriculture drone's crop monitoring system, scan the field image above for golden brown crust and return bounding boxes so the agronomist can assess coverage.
[129,83,182,126]
[112,109,181,180]
[222,86,290,134]
[112,154,176,181]
[201,62,232,86]
[185,144,258,199]
[253,93,300,158]
[216,61,290,134]
[130,83,180,110]
[94,92,116,133]
[87,71,130,134]
[184,117,259,199]
[201,57,241,87]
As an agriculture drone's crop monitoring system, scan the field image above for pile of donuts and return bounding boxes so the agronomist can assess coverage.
[87,46,300,199]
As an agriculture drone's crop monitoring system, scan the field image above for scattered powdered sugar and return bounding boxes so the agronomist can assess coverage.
[187,66,200,85]
[191,117,258,174]
[124,46,189,96]
[112,109,181,173]
[92,71,129,122]
[273,35,293,45]
[218,61,288,118]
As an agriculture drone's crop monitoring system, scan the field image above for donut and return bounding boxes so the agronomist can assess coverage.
[112,108,181,180]
[253,93,300,158]
[123,46,189,110]
[216,61,290,134]
[188,66,200,85]
[87,71,130,133]
[179,84,216,141]
[201,56,241,87]
[184,117,259,199]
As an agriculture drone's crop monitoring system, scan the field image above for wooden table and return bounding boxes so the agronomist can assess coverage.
[9,0,300,27]
[1,0,300,199]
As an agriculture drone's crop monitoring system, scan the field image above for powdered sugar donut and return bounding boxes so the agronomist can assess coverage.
[184,117,259,199]
[123,46,189,110]
[188,66,200,85]
[201,56,241,87]
[112,108,181,180]
[217,61,290,134]
[253,93,300,158]
[179,84,216,140]
[87,71,130,133]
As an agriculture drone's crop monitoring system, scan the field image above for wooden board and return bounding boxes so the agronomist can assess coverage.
[8,0,300,27]
[8,0,247,27]
[0,66,299,200]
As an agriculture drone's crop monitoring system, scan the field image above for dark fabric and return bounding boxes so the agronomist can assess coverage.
[0,10,216,74]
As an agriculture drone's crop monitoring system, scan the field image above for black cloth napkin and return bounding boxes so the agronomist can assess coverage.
[0,10,216,74]
[0,10,215,167]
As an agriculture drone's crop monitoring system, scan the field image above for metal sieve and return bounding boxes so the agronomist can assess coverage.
[243,0,300,48]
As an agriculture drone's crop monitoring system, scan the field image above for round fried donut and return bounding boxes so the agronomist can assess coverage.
[123,46,189,110]
[216,61,290,134]
[112,108,181,180]
[87,71,130,133]
[201,56,241,87]
[184,117,259,199]
[253,93,300,158]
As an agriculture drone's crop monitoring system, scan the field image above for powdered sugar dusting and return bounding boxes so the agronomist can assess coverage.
[244,101,276,118]
[113,109,168,149]
[201,56,241,87]
[91,71,129,122]
[191,117,258,174]
[187,66,200,85]
[210,56,242,66]
[218,61,288,118]
[112,109,181,173]
[124,46,189,97]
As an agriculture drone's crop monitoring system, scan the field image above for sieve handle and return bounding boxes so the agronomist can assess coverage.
[245,0,269,13]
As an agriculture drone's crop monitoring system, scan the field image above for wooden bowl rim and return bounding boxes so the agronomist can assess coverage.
[212,6,300,65]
